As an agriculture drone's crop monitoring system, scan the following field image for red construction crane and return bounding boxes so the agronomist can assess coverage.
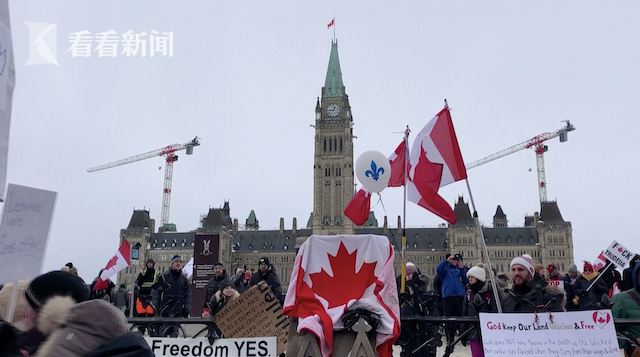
[87,137,201,228]
[465,122,575,203]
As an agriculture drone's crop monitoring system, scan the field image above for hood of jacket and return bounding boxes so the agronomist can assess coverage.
[83,332,154,357]
[35,297,127,357]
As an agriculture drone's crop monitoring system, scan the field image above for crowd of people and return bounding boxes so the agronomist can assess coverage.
[398,253,640,357]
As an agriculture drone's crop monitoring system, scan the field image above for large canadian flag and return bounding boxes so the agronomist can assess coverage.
[407,107,467,224]
[283,235,400,357]
[344,140,406,226]
[93,240,131,291]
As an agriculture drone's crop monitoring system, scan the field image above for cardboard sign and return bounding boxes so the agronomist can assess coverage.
[214,282,289,354]
[191,234,220,317]
[603,240,634,268]
[0,184,57,284]
[479,310,620,357]
[143,337,276,357]
[547,280,564,290]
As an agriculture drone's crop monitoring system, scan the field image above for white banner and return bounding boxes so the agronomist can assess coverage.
[0,0,15,202]
[143,337,277,357]
[603,240,634,268]
[479,310,620,357]
[0,184,57,284]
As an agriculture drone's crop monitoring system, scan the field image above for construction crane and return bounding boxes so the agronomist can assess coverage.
[87,137,201,228]
[465,122,575,203]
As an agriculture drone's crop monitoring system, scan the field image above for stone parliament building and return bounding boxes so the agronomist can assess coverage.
[118,41,574,290]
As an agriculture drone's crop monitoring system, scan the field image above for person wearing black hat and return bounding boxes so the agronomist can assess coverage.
[202,262,228,316]
[436,253,468,345]
[249,257,283,304]
[135,258,159,318]
[18,270,89,355]
[151,255,191,336]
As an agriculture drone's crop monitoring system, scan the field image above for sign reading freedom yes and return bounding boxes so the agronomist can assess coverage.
[479,310,620,357]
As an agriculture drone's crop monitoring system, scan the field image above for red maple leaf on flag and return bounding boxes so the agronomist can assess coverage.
[309,242,378,309]
[104,255,118,271]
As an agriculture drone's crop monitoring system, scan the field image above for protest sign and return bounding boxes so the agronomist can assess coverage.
[547,280,564,290]
[191,234,219,317]
[479,310,620,357]
[143,337,276,357]
[214,281,288,354]
[0,0,15,202]
[603,240,634,268]
[0,184,57,284]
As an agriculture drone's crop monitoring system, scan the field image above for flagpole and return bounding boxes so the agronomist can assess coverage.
[465,178,503,314]
[400,126,410,293]
[333,17,336,41]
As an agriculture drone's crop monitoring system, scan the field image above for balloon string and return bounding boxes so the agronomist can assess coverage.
[371,193,388,217]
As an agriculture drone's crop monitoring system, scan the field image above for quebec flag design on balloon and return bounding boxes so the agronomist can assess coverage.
[355,150,391,193]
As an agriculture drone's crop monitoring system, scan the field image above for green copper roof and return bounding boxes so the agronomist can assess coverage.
[246,210,257,225]
[362,211,378,227]
[324,41,344,98]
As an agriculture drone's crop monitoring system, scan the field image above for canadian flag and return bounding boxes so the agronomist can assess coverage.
[593,251,607,272]
[283,235,400,357]
[327,18,335,29]
[344,140,406,226]
[93,240,131,291]
[407,107,467,224]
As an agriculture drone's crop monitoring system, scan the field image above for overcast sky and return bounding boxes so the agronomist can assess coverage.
[4,1,639,282]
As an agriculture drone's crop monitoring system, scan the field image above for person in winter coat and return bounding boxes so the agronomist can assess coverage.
[501,254,566,313]
[396,262,427,297]
[621,255,640,292]
[0,280,30,331]
[546,264,562,281]
[135,259,159,317]
[571,261,609,311]
[113,284,129,314]
[203,262,228,313]
[249,257,283,304]
[598,259,622,298]
[232,268,248,293]
[436,253,468,345]
[151,255,191,336]
[33,296,153,357]
[201,279,240,342]
[89,269,115,301]
[611,262,640,357]
[461,264,499,357]
[19,271,89,356]
[561,264,580,311]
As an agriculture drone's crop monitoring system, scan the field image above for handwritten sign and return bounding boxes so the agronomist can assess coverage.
[143,337,276,357]
[603,240,634,268]
[214,281,289,354]
[0,184,57,284]
[547,280,564,290]
[479,310,620,357]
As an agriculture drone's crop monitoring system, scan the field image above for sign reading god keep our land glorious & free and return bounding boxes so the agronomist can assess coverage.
[479,310,620,357]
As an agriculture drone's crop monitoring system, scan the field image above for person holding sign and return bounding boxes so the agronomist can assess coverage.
[501,254,565,313]
[611,262,640,356]
[461,264,499,357]
[571,261,609,310]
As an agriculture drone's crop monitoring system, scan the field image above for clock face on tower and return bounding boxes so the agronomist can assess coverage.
[327,104,340,117]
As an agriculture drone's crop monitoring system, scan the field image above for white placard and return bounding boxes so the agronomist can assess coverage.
[0,0,15,202]
[143,337,277,357]
[603,240,634,268]
[547,280,564,290]
[0,184,57,284]
[479,310,620,357]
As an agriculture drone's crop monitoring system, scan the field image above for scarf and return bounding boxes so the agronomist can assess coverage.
[583,271,598,281]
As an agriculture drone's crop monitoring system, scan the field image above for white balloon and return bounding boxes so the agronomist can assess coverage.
[356,150,391,193]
